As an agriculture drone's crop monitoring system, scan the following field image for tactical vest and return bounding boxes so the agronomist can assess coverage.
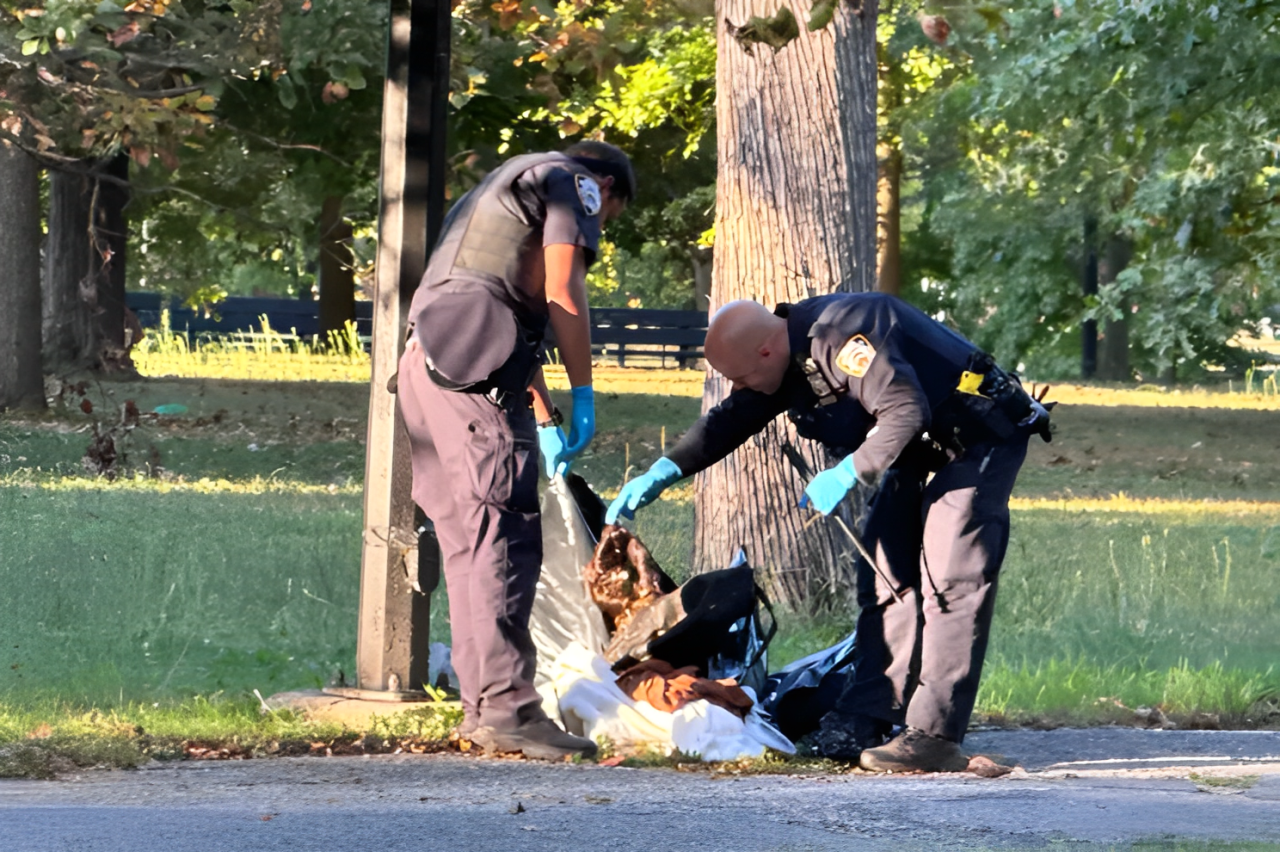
[409,152,592,391]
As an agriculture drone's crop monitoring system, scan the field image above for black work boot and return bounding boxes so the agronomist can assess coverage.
[858,726,969,773]
[810,711,892,761]
[471,719,598,761]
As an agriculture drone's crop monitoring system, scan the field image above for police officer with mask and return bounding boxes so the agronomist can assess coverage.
[397,140,634,760]
[605,294,1051,772]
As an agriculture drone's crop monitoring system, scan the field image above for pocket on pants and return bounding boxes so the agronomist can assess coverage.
[465,420,514,505]
[509,435,539,514]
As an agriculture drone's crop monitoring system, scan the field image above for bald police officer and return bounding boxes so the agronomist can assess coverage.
[398,141,634,760]
[605,293,1050,772]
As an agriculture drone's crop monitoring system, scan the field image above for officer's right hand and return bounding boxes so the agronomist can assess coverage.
[799,454,859,515]
[605,457,683,524]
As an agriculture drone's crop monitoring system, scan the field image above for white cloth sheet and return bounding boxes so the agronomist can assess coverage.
[538,642,795,762]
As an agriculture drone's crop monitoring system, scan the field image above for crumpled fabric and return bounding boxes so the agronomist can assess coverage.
[615,659,755,719]
[538,642,794,762]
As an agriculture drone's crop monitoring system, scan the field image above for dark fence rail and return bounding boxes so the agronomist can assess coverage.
[126,292,373,339]
[126,293,707,365]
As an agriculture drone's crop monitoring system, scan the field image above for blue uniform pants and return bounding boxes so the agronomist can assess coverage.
[837,433,1030,743]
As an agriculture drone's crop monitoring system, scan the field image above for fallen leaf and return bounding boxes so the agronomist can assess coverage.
[966,755,1014,778]
[598,755,627,767]
[107,21,140,47]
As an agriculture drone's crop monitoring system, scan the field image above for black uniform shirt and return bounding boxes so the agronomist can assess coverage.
[665,293,981,486]
[408,152,603,387]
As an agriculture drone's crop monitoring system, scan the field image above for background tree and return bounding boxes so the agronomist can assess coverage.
[0,141,43,409]
[1,0,296,368]
[904,1,1280,382]
[690,0,879,608]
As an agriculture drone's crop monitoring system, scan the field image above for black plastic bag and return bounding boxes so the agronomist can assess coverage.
[758,629,857,741]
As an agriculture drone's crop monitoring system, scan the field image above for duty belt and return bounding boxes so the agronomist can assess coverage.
[954,352,1038,429]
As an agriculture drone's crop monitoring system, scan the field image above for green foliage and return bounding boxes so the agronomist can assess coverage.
[903,1,1280,378]
[449,1,718,308]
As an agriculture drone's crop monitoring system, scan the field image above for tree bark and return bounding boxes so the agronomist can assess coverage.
[91,154,135,373]
[1096,234,1132,382]
[693,1,879,609]
[0,142,45,410]
[318,194,356,341]
[44,167,98,373]
[875,20,903,296]
[876,140,902,295]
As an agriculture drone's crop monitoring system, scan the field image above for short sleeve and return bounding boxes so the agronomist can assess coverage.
[540,167,602,266]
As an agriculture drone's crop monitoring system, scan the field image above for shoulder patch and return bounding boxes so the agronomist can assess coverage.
[575,174,602,217]
[835,335,876,379]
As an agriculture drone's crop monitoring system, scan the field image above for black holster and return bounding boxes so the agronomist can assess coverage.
[931,353,1039,452]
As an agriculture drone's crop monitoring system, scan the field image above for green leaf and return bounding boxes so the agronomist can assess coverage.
[21,39,39,57]
[340,65,366,91]
[276,80,298,110]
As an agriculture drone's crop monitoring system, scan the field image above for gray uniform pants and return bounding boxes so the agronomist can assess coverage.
[396,346,546,730]
[836,433,1029,743]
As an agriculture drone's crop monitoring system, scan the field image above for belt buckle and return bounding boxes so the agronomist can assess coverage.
[485,386,511,408]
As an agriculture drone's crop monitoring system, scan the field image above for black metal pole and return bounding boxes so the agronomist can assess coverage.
[333,0,449,700]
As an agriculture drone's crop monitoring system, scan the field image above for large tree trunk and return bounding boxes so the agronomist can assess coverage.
[0,142,45,410]
[693,1,879,609]
[91,154,135,373]
[1096,234,1132,382]
[43,167,98,373]
[317,194,356,341]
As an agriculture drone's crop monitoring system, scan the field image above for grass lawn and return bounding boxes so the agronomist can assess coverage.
[2,361,1279,770]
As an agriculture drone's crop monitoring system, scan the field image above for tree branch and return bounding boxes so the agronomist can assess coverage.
[220,122,352,167]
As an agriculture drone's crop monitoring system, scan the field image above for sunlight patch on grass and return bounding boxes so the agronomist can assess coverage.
[0,696,461,777]
[1012,494,1280,518]
[1,472,362,495]
[977,658,1278,724]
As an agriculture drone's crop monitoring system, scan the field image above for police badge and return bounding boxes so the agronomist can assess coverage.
[575,174,602,217]
[835,335,876,378]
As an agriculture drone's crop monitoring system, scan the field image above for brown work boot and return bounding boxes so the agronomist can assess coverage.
[810,711,892,761]
[858,727,968,773]
[450,716,479,745]
[471,719,598,761]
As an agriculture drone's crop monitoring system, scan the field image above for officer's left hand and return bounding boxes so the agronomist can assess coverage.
[537,424,570,479]
[562,385,596,461]
[799,454,859,515]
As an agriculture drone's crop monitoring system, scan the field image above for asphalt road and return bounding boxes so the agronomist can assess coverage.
[3,729,1279,851]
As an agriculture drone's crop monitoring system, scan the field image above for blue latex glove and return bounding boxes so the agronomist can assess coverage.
[562,385,596,459]
[606,457,683,523]
[799,454,859,515]
[537,425,569,479]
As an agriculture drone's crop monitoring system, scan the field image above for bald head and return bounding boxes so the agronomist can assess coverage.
[705,300,791,394]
